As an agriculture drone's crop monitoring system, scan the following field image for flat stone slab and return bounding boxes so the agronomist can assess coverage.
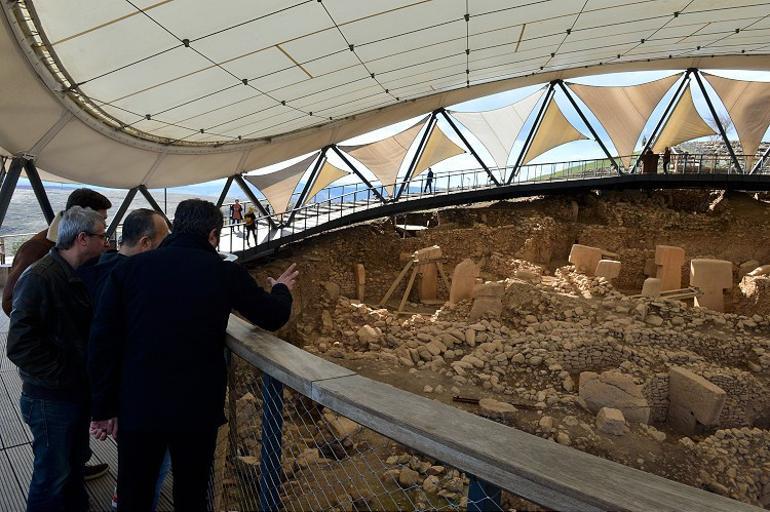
[668,366,726,426]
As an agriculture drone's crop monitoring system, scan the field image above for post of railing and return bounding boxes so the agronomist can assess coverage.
[467,476,502,511]
[0,237,5,265]
[258,373,285,512]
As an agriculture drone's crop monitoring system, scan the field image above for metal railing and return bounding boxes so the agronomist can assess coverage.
[220,152,769,254]
[218,316,761,512]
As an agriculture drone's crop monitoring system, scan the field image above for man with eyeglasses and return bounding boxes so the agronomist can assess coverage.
[7,206,108,511]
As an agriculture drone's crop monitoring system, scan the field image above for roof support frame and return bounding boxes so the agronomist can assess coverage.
[285,148,328,228]
[438,109,502,187]
[137,185,171,228]
[632,71,691,174]
[233,174,278,230]
[106,186,138,239]
[24,159,54,224]
[0,157,24,231]
[691,69,742,174]
[216,176,235,208]
[508,82,557,185]
[329,145,387,204]
[751,144,770,175]
[556,80,620,174]
[396,112,439,200]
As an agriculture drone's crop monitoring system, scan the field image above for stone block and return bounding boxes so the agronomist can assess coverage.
[595,259,621,280]
[668,402,697,434]
[690,258,733,312]
[418,264,438,302]
[748,264,770,277]
[569,244,603,274]
[449,259,479,304]
[469,281,505,321]
[414,245,442,262]
[641,277,662,297]
[739,259,760,278]
[655,245,685,291]
[579,370,650,424]
[596,407,626,435]
[668,366,726,426]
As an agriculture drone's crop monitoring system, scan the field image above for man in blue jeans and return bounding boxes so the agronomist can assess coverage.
[8,207,108,511]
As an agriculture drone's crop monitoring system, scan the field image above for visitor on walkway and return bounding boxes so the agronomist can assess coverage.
[424,168,434,193]
[7,207,108,511]
[244,206,257,247]
[88,199,298,510]
[231,198,243,231]
[3,188,111,316]
[79,208,171,512]
[662,146,671,173]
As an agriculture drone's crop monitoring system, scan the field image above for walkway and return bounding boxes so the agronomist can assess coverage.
[0,304,174,511]
[220,159,770,261]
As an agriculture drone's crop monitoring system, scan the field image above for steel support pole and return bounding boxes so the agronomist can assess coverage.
[0,157,24,231]
[556,80,620,173]
[467,476,502,512]
[216,176,235,208]
[508,83,556,184]
[439,109,502,186]
[258,374,285,512]
[137,185,172,227]
[691,69,742,173]
[0,156,7,187]
[329,145,387,203]
[285,148,327,227]
[233,174,277,229]
[396,113,438,200]
[106,187,138,239]
[632,71,691,174]
[24,159,55,224]
[750,144,770,174]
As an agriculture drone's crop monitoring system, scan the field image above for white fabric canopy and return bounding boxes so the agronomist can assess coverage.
[340,117,427,188]
[523,99,587,164]
[704,73,770,169]
[653,85,716,153]
[244,152,319,213]
[412,124,465,178]
[450,89,543,169]
[568,74,680,168]
[303,160,349,205]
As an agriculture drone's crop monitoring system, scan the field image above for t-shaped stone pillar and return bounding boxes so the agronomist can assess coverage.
[569,244,603,274]
[655,245,685,291]
[690,258,733,312]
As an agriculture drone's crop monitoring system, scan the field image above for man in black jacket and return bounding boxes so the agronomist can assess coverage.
[7,206,108,511]
[88,199,297,510]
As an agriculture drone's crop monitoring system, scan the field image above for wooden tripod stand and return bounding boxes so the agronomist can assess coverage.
[379,246,451,314]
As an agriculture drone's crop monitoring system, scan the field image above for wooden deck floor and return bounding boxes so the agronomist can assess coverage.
[0,306,173,511]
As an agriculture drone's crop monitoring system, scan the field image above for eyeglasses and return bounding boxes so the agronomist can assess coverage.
[85,232,107,240]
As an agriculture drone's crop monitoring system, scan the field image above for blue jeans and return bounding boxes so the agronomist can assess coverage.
[20,394,90,512]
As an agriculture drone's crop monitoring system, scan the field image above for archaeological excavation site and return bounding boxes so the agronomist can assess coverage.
[231,189,770,511]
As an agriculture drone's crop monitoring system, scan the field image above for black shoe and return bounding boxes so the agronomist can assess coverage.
[84,462,109,481]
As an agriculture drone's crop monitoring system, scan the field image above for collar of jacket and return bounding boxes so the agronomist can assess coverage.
[160,232,218,255]
[48,247,82,283]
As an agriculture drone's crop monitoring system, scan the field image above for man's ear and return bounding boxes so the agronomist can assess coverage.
[208,228,219,248]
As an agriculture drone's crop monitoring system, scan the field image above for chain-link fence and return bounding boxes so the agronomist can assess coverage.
[217,355,511,512]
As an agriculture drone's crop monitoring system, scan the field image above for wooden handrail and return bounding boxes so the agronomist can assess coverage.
[225,315,762,512]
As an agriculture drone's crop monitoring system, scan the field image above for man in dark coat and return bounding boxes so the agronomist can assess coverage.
[7,206,108,511]
[88,199,297,510]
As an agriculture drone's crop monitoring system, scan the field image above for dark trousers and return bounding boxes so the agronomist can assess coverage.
[245,227,257,245]
[424,180,433,193]
[20,394,90,512]
[117,429,217,512]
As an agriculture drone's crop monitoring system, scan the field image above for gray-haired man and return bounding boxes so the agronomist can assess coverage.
[7,206,107,512]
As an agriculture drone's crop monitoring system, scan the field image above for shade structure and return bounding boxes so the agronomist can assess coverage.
[303,160,349,205]
[340,118,427,189]
[568,74,680,168]
[704,73,770,169]
[653,86,717,154]
[523,100,587,164]
[1,0,770,188]
[244,152,319,214]
[411,124,466,179]
[450,89,544,169]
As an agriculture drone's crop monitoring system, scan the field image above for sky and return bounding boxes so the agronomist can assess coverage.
[19,68,770,201]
